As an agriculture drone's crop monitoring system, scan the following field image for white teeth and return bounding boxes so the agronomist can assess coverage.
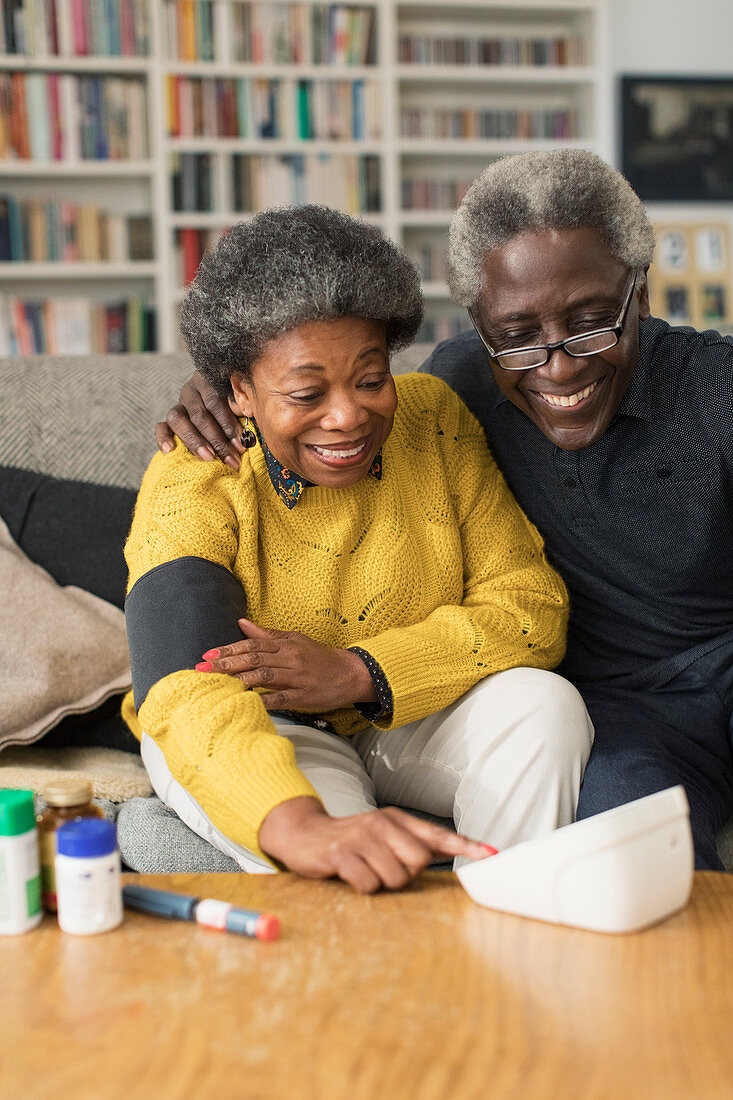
[313,443,365,459]
[539,380,599,408]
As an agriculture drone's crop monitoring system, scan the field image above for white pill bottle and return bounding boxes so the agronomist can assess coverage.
[0,788,42,935]
[55,818,123,935]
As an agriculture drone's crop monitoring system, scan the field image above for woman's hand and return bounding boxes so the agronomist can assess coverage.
[155,371,244,469]
[259,796,495,893]
[196,618,377,711]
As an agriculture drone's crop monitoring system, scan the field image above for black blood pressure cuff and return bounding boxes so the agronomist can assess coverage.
[125,556,247,711]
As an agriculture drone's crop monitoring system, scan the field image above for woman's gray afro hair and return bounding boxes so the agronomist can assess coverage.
[180,204,423,393]
[448,149,656,308]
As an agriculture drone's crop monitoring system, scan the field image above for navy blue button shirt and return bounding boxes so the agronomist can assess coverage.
[422,315,733,685]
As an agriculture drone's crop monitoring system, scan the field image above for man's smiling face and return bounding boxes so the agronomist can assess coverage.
[473,227,650,450]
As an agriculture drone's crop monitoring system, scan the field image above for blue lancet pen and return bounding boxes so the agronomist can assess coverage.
[122,885,281,940]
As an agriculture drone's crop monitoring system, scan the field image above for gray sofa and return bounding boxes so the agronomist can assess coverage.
[1,352,731,872]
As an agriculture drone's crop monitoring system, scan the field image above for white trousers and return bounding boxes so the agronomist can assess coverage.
[141,667,594,873]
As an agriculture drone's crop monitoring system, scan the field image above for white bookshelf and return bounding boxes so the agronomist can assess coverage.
[0,0,612,353]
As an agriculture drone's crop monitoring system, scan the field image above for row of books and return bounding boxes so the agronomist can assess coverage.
[0,195,153,261]
[401,179,472,212]
[400,107,580,141]
[230,2,377,66]
[174,226,221,286]
[0,295,156,354]
[161,1,377,65]
[1,0,149,57]
[407,244,449,283]
[0,72,147,160]
[165,0,214,62]
[167,75,380,142]
[170,151,383,250]
[231,152,380,214]
[171,151,212,211]
[396,33,586,68]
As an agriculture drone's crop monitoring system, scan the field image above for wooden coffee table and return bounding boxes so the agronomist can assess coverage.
[3,871,732,1099]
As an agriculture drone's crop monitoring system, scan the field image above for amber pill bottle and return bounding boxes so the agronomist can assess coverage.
[37,779,103,912]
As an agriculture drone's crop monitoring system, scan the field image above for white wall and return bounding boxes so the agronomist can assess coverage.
[611,0,733,74]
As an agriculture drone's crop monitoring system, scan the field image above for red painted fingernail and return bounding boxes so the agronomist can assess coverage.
[201,649,219,660]
[195,661,213,672]
[482,845,499,856]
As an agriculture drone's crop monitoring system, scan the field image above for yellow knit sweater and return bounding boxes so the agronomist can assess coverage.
[124,373,568,859]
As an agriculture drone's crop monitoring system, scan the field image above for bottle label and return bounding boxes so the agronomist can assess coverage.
[0,852,8,922]
[38,829,58,910]
[56,854,122,935]
[26,874,41,917]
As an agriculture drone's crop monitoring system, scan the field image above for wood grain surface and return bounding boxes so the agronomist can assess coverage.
[2,871,732,1100]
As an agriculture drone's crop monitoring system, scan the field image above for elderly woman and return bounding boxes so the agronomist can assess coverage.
[124,205,593,892]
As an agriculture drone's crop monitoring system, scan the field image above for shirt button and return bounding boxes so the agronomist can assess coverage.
[563,477,577,489]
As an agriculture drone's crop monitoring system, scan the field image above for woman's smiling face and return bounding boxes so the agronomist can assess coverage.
[230,317,397,489]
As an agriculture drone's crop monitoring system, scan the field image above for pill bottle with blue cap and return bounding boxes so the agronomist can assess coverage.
[55,818,123,935]
[0,788,42,936]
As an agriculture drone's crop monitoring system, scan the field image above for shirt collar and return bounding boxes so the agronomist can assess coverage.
[613,317,654,422]
[255,425,383,509]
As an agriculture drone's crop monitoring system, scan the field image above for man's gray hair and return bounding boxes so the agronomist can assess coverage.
[448,149,656,309]
[180,205,423,394]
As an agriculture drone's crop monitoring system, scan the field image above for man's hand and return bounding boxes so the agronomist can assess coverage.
[259,796,495,893]
[155,371,244,469]
[196,618,378,711]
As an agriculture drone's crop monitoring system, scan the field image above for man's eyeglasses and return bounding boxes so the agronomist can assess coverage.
[468,271,638,372]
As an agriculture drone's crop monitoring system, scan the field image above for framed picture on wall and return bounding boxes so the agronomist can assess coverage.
[621,76,733,201]
[648,222,731,329]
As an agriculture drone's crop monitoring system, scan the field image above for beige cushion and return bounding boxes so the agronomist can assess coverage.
[0,745,151,802]
[0,517,131,750]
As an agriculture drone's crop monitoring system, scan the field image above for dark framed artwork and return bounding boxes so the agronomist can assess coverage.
[621,76,733,201]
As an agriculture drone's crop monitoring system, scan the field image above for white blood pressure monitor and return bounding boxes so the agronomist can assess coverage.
[456,786,694,933]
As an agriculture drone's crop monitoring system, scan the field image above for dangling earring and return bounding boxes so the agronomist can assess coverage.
[241,416,257,449]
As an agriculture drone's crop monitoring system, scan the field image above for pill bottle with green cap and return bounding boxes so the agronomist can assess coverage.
[55,818,123,935]
[0,788,42,935]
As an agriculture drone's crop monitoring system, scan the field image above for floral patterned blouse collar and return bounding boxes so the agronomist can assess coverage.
[254,425,383,509]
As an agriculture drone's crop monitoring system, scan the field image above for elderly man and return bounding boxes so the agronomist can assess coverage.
[157,151,733,870]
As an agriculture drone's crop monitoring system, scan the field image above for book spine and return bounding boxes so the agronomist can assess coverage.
[235,77,248,140]
[27,73,51,159]
[0,198,11,261]
[7,196,24,259]
[60,73,79,160]
[46,0,59,54]
[55,0,72,55]
[180,151,196,211]
[181,0,195,61]
[12,0,26,54]
[0,297,12,356]
[106,0,120,55]
[12,299,33,354]
[71,0,86,55]
[180,225,199,284]
[47,72,62,158]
